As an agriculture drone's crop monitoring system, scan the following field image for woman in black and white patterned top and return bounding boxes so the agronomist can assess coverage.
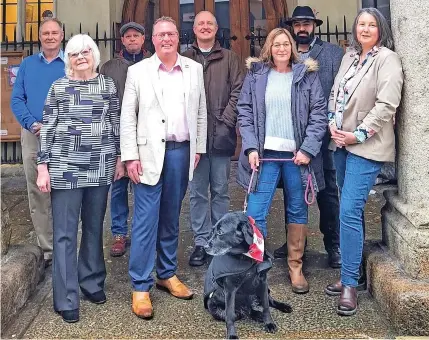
[36,34,122,323]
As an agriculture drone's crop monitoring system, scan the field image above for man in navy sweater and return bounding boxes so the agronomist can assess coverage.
[11,18,65,266]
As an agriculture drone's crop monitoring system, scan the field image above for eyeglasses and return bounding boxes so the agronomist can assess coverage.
[69,49,92,59]
[152,32,178,40]
[272,43,291,49]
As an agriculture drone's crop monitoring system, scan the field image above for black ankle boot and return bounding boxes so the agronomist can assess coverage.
[274,242,288,258]
[57,309,79,323]
[327,247,342,268]
[189,246,207,266]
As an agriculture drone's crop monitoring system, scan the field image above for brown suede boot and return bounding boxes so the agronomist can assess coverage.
[287,223,309,294]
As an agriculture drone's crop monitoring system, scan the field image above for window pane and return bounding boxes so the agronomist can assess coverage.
[5,4,18,23]
[25,22,38,41]
[25,1,53,23]
[4,23,17,40]
[6,0,18,4]
[249,0,267,54]
[40,3,53,20]
[26,3,37,23]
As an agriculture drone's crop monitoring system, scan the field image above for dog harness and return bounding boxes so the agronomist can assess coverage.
[203,252,273,309]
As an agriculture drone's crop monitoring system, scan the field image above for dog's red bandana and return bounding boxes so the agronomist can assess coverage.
[243,216,264,262]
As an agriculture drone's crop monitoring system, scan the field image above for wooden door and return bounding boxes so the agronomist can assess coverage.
[1,51,24,142]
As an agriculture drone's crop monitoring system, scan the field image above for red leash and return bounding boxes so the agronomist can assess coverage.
[243,158,315,213]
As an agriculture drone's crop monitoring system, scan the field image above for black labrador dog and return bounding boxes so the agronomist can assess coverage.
[203,211,292,339]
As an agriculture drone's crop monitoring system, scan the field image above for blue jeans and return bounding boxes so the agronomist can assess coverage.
[128,141,190,291]
[334,148,382,287]
[110,177,130,236]
[189,154,231,246]
[246,150,308,237]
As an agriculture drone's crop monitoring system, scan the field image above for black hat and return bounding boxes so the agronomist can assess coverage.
[283,6,323,27]
[120,22,145,36]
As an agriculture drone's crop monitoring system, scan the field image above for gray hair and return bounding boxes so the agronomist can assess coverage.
[349,7,394,53]
[193,11,218,27]
[153,16,178,33]
[64,34,100,77]
[38,18,63,35]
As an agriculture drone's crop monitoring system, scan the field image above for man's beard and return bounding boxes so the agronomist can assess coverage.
[293,31,315,45]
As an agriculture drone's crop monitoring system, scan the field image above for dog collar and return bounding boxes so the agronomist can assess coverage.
[243,217,264,262]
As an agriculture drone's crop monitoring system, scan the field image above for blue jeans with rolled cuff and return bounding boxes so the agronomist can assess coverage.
[334,148,382,288]
[246,150,308,238]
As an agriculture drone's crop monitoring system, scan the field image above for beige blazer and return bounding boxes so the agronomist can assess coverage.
[120,54,207,185]
[328,47,403,162]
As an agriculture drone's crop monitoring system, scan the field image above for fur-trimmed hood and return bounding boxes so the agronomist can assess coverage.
[245,56,319,73]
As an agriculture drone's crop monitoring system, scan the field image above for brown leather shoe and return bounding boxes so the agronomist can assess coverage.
[325,279,366,296]
[337,286,358,316]
[110,235,127,257]
[132,292,153,319]
[156,275,194,300]
[325,280,342,296]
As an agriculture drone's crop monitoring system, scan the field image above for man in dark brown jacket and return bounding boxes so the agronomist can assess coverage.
[100,21,151,258]
[182,11,244,266]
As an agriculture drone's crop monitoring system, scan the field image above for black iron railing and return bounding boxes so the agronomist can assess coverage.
[1,22,123,58]
[1,16,351,164]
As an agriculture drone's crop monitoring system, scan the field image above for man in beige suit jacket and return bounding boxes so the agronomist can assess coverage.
[120,16,207,319]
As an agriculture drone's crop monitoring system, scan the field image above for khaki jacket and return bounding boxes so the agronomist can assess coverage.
[328,47,403,162]
[120,54,207,185]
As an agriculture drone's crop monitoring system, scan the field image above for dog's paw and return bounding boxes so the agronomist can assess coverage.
[264,322,278,333]
[250,310,264,323]
[278,302,293,313]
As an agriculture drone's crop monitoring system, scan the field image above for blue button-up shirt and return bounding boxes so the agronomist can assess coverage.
[38,49,64,64]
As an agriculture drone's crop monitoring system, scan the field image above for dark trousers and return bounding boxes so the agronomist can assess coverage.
[129,141,190,291]
[51,185,109,311]
[316,168,340,251]
[110,177,130,236]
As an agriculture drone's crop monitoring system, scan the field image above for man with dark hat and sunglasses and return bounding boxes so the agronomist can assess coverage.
[100,22,151,258]
[274,6,344,269]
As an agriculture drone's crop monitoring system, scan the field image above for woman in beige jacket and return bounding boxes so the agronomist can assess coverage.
[324,8,404,316]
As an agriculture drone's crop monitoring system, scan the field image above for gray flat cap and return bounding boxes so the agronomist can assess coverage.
[120,22,145,36]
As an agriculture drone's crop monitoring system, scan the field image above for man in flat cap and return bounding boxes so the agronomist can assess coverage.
[100,21,151,258]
